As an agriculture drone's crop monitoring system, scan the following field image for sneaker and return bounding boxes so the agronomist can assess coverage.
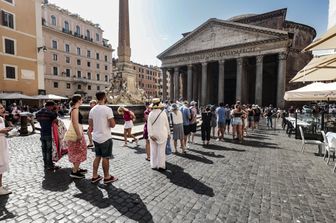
[91,175,103,183]
[104,176,118,184]
[216,138,220,141]
[0,187,11,196]
[70,171,85,179]
[78,168,88,174]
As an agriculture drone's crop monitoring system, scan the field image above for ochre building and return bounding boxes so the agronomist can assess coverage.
[158,9,316,108]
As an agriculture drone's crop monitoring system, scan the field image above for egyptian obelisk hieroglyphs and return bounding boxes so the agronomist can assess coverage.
[117,0,136,93]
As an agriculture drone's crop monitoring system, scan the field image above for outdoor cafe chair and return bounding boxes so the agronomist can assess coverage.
[299,126,323,154]
[322,130,336,165]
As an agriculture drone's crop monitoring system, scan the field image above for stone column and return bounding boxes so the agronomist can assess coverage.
[193,68,198,101]
[277,52,287,108]
[162,68,167,100]
[201,62,208,105]
[174,67,179,101]
[169,69,174,101]
[255,55,263,106]
[236,58,243,102]
[218,60,225,104]
[187,64,193,102]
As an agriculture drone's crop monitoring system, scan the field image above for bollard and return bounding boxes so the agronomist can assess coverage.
[20,115,29,136]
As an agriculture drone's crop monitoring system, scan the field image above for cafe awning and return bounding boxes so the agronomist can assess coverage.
[0,93,34,100]
[33,94,68,100]
[290,54,336,83]
[303,25,336,52]
[284,82,336,101]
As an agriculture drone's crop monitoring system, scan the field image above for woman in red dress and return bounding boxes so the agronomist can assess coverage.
[118,106,138,147]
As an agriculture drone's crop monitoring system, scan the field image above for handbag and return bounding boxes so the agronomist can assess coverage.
[64,122,82,142]
[165,137,172,155]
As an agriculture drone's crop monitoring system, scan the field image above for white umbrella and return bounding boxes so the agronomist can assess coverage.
[33,94,68,100]
[0,93,34,100]
[284,82,336,101]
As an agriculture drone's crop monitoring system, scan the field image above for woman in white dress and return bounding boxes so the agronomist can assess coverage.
[0,104,12,195]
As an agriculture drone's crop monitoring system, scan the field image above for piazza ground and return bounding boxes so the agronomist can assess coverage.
[1,121,336,223]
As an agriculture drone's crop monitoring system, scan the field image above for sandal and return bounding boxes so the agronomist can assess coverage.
[145,157,150,161]
[104,176,118,184]
[87,144,94,148]
[91,175,103,183]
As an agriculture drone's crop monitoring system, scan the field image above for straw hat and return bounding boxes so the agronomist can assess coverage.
[149,98,164,109]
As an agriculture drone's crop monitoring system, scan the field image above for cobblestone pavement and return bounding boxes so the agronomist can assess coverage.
[1,121,336,223]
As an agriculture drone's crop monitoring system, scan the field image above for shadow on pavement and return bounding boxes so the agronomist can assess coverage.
[175,152,213,164]
[188,148,225,158]
[42,168,73,192]
[0,195,15,221]
[241,139,279,149]
[160,162,215,197]
[74,180,153,223]
[204,144,246,152]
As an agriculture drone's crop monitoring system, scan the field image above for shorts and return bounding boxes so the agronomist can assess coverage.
[124,120,133,129]
[217,121,225,128]
[93,138,113,158]
[248,116,254,122]
[225,119,231,125]
[183,125,191,136]
[190,123,197,133]
[232,117,242,126]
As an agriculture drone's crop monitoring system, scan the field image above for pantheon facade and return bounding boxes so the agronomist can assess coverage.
[158,9,316,108]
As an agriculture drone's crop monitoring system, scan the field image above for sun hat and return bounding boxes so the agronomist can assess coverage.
[149,98,165,109]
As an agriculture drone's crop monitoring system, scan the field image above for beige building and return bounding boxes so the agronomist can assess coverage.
[41,2,113,100]
[0,0,43,96]
[133,63,161,98]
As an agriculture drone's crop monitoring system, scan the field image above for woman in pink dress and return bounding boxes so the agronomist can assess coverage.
[64,95,87,179]
[118,106,138,147]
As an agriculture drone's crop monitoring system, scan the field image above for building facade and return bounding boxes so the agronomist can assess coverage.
[41,2,113,99]
[133,63,161,98]
[0,0,43,95]
[158,9,316,108]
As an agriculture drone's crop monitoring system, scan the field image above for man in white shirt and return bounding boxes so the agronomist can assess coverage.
[88,91,117,184]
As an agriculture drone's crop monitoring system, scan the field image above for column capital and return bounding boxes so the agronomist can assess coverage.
[256,55,264,63]
[174,67,179,72]
[237,57,243,65]
[278,52,288,60]
[202,62,207,67]
[187,64,193,69]
[219,60,225,65]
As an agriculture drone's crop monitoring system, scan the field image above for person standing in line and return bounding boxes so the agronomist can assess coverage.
[147,98,170,171]
[188,101,198,144]
[265,104,274,129]
[201,105,212,145]
[36,101,59,171]
[118,106,138,147]
[0,104,13,195]
[224,104,231,135]
[89,91,118,184]
[64,95,87,179]
[253,105,261,129]
[143,101,151,161]
[87,100,97,148]
[180,101,191,149]
[216,102,225,141]
[210,106,217,139]
[247,104,255,130]
[170,103,185,154]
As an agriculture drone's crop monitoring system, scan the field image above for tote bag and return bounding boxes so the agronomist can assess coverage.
[64,122,82,142]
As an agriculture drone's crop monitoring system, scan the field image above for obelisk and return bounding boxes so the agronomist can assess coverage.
[117,0,136,93]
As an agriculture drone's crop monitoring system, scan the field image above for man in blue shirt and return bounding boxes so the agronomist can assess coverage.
[180,101,191,151]
[36,101,58,171]
[216,102,225,141]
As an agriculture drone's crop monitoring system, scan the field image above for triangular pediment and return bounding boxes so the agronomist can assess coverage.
[158,19,288,59]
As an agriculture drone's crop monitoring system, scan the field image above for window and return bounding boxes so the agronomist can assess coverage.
[78,84,81,90]
[4,65,16,80]
[1,11,14,29]
[87,50,91,58]
[87,61,91,67]
[96,53,99,60]
[104,55,108,62]
[77,71,81,78]
[87,72,91,80]
[75,25,80,35]
[65,44,70,53]
[96,63,100,69]
[53,67,58,76]
[105,75,108,82]
[64,21,69,32]
[77,47,81,56]
[53,82,58,88]
[66,83,71,89]
[77,59,81,65]
[66,56,70,63]
[4,38,15,55]
[65,69,70,77]
[51,15,56,26]
[88,85,91,90]
[97,86,100,91]
[53,54,57,61]
[4,0,14,4]
[96,33,100,41]
[86,30,90,39]
[96,74,100,81]
[52,40,57,49]
[105,65,108,71]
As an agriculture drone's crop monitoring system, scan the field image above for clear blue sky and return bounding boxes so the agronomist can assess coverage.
[51,0,328,66]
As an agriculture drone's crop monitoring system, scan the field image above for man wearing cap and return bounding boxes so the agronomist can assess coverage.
[180,101,191,149]
[188,101,197,144]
